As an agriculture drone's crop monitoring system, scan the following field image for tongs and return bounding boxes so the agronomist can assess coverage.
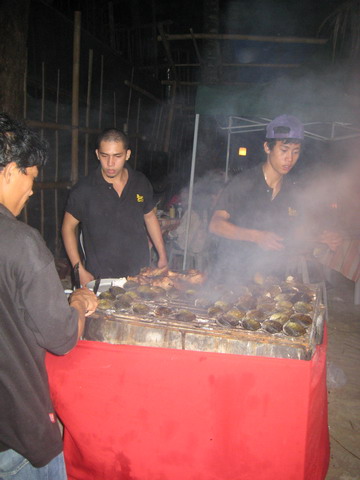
[74,263,100,295]
[93,276,101,295]
[73,262,81,290]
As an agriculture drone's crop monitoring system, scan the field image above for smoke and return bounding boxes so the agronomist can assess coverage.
[297,139,360,238]
[179,169,226,212]
[183,122,360,286]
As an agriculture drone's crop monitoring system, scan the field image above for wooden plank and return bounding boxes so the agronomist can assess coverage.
[71,11,81,185]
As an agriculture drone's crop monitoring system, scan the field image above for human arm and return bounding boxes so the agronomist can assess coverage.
[294,227,343,252]
[144,209,168,268]
[68,287,98,340]
[18,233,97,354]
[209,209,284,251]
[316,230,343,251]
[23,268,98,352]
[61,211,94,286]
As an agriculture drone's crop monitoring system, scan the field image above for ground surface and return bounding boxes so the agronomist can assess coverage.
[325,272,360,480]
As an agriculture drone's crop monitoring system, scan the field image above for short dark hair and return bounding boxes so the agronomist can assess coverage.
[96,128,130,150]
[0,113,47,172]
[265,137,303,151]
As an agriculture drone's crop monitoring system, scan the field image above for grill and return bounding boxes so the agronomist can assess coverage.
[83,282,326,360]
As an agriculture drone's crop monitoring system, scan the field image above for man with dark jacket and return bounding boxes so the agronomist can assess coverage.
[0,113,98,479]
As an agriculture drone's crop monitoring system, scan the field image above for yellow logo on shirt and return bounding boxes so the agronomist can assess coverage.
[136,194,144,203]
[288,207,298,216]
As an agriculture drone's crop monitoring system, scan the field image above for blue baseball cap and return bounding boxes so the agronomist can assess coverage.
[266,114,304,140]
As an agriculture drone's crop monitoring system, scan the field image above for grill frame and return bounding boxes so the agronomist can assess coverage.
[83,282,326,360]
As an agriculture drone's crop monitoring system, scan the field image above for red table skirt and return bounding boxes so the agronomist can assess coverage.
[46,335,329,480]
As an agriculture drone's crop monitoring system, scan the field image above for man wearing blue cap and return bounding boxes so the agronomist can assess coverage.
[209,114,341,281]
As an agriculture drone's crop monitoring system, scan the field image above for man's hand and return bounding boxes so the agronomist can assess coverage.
[255,231,284,251]
[157,254,168,269]
[68,287,98,340]
[319,230,343,252]
[69,287,98,317]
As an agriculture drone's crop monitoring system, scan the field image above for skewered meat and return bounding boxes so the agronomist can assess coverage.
[139,266,169,277]
[151,277,174,290]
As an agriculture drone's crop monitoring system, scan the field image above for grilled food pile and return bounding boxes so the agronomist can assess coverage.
[95,267,316,338]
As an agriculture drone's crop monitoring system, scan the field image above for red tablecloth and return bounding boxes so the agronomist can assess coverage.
[46,335,329,480]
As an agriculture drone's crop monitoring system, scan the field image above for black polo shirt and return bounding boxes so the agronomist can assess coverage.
[65,164,155,277]
[0,203,79,467]
[214,163,301,280]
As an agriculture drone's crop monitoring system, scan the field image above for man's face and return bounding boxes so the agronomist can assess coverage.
[10,165,38,216]
[264,140,301,176]
[96,140,131,181]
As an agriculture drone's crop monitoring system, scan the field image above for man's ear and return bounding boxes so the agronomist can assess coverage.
[126,149,131,161]
[2,162,17,184]
[95,149,100,160]
[263,142,270,154]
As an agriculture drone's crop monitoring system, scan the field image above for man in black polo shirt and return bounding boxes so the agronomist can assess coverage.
[209,114,342,282]
[62,129,168,287]
[0,113,98,478]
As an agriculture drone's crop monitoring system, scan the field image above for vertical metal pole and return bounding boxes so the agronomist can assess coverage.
[182,113,200,271]
[71,11,81,185]
[225,115,232,182]
[84,49,93,176]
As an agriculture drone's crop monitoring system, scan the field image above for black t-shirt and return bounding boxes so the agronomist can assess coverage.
[0,204,79,467]
[65,165,155,277]
[214,164,301,280]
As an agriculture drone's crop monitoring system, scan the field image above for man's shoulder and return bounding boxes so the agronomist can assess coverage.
[127,166,152,189]
[1,212,39,237]
[1,215,51,262]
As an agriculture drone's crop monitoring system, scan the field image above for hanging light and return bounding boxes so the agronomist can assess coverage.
[238,147,247,156]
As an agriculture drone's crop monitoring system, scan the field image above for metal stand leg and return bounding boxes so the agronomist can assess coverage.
[299,256,310,284]
[354,280,360,305]
[320,280,329,322]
